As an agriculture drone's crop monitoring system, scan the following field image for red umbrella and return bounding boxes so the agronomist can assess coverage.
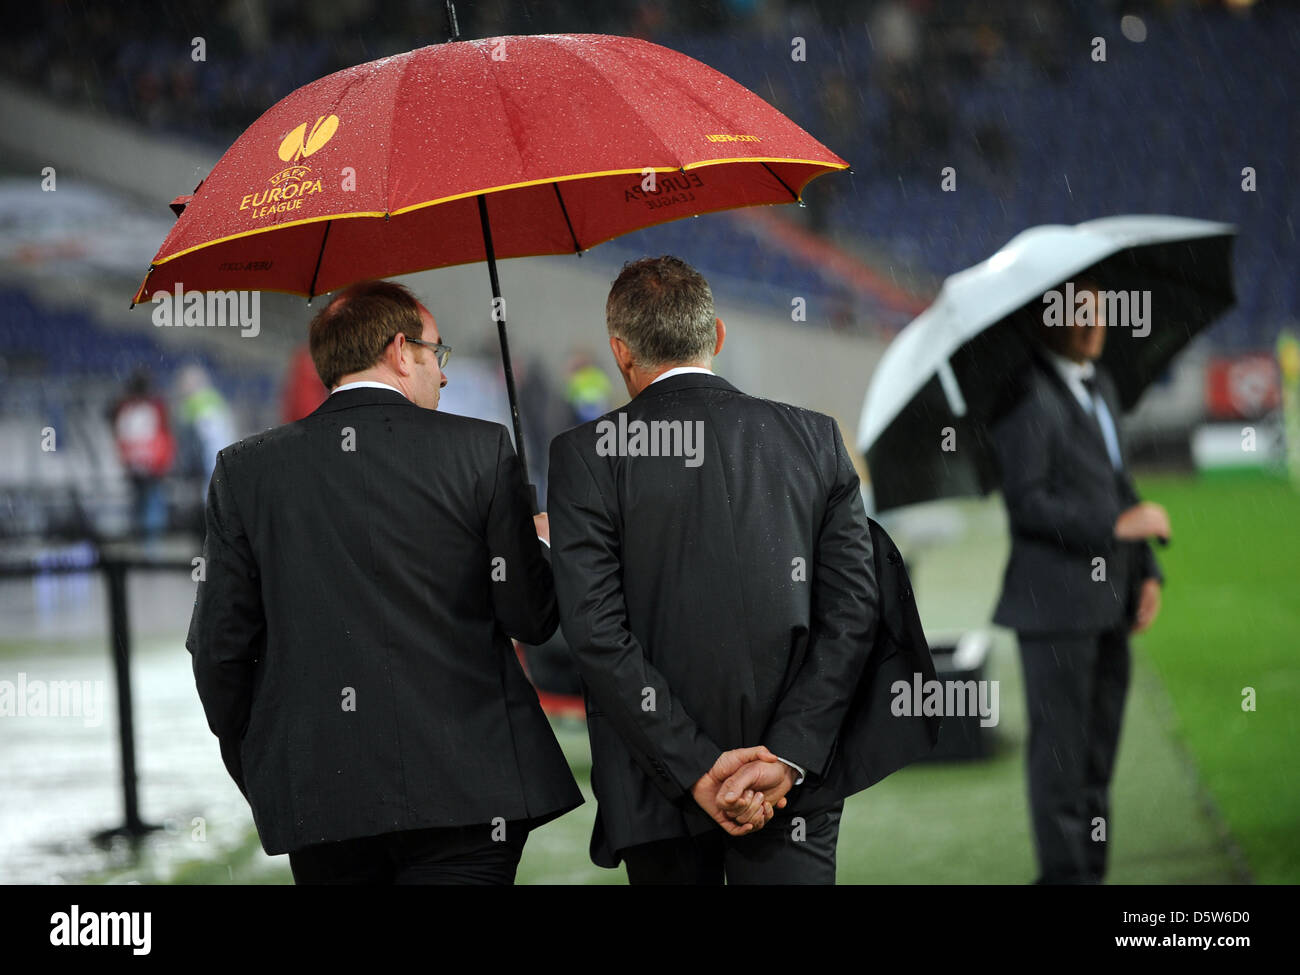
[133,33,848,492]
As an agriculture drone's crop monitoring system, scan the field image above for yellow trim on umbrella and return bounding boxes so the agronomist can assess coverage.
[137,195,823,303]
[684,156,849,170]
[148,209,390,267]
[135,157,846,301]
[386,157,848,217]
[148,157,844,263]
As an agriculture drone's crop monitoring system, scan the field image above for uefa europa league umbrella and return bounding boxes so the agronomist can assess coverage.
[857,215,1236,513]
[131,33,848,496]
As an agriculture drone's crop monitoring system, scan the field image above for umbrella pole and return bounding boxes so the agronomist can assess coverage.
[476,193,537,513]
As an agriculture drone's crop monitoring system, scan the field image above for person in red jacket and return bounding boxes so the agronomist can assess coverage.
[111,369,176,540]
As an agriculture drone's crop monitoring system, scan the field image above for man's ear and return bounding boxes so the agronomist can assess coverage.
[610,334,634,374]
[714,317,726,357]
[390,333,414,376]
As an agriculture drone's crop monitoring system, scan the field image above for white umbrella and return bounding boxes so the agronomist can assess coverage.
[858,214,1236,512]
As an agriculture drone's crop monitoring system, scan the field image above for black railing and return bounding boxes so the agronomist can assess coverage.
[0,542,193,841]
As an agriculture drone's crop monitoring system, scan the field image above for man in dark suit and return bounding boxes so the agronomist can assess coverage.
[548,255,938,884]
[990,281,1167,884]
[187,280,582,884]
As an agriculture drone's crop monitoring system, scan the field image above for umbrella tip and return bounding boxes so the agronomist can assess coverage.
[445,0,460,41]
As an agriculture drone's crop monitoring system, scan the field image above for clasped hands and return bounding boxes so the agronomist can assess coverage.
[691,746,798,837]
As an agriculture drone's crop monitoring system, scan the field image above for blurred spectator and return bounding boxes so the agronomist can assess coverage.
[515,355,564,508]
[563,350,616,426]
[872,1,952,164]
[110,369,175,541]
[871,0,922,67]
[176,363,236,497]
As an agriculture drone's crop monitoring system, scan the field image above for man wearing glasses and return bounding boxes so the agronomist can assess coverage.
[187,279,581,884]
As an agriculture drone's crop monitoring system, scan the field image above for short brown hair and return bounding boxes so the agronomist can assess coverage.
[606,255,716,369]
[309,280,425,388]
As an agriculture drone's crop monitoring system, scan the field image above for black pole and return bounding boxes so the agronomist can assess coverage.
[0,551,180,843]
[307,220,332,300]
[100,557,153,839]
[477,193,537,512]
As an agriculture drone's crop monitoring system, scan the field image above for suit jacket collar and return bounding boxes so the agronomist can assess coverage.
[1028,347,1117,462]
[632,371,741,402]
[311,386,413,415]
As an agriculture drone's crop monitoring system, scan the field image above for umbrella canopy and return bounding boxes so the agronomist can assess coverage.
[858,215,1236,513]
[132,33,847,498]
[131,33,846,302]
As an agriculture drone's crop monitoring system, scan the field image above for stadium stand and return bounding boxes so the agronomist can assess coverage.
[0,287,274,539]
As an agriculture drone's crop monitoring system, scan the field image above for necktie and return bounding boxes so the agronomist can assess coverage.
[1081,375,1123,470]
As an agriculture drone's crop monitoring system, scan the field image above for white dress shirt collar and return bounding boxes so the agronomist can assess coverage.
[650,365,715,384]
[1043,350,1095,410]
[331,380,407,399]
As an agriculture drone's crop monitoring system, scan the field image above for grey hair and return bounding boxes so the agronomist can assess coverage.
[605,255,717,369]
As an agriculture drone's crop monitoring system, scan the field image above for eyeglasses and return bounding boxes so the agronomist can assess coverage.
[405,337,452,369]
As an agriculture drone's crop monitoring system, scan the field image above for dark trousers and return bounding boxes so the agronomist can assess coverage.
[1017,628,1131,884]
[620,801,843,885]
[288,821,528,885]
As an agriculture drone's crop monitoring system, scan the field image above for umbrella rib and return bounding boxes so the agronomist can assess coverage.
[545,36,679,162]
[383,51,418,211]
[761,161,799,202]
[602,37,755,148]
[308,220,332,300]
[552,183,581,253]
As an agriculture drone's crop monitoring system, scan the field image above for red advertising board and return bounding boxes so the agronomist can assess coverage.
[1206,354,1281,419]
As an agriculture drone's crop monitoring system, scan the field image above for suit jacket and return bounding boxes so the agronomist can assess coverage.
[187,386,582,855]
[548,372,938,867]
[989,352,1162,635]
